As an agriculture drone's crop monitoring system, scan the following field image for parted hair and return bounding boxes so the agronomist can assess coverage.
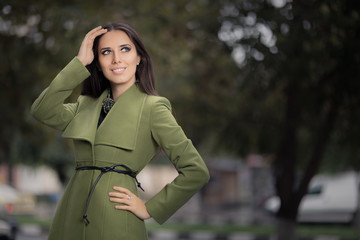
[81,22,158,97]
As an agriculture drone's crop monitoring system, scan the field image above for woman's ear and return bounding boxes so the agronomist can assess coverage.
[137,56,141,65]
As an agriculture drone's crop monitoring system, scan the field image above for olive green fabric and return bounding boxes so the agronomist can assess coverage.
[31,57,210,240]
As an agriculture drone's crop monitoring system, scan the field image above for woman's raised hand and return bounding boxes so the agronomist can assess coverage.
[77,26,108,66]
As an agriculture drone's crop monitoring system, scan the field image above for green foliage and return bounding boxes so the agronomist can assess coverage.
[217,0,360,170]
[216,0,360,226]
[0,0,233,181]
[1,0,359,192]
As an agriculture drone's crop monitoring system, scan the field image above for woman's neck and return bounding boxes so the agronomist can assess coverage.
[110,81,135,101]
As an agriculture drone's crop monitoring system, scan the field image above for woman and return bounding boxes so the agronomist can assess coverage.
[31,22,210,240]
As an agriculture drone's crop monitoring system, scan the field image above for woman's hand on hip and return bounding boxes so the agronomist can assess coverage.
[77,26,107,66]
[109,186,151,220]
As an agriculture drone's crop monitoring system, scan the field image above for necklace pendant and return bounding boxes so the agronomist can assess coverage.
[102,89,115,114]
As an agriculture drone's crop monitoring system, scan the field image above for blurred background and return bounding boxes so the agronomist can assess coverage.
[1,0,360,239]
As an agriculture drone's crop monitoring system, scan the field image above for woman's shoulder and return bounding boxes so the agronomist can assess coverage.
[145,94,171,110]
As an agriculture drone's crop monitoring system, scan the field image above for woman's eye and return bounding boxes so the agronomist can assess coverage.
[121,47,131,52]
[101,50,111,55]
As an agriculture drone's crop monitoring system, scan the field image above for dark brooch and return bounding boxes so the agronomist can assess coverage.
[102,89,115,114]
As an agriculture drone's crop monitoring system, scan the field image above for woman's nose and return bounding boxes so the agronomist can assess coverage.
[112,52,121,64]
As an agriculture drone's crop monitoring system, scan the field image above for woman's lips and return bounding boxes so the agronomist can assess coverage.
[112,67,126,74]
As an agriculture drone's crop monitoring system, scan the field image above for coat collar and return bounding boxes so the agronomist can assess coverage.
[95,84,146,150]
[62,84,146,150]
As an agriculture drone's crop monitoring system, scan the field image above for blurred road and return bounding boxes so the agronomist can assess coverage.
[14,225,358,240]
[15,224,47,240]
[12,207,359,240]
[17,234,47,240]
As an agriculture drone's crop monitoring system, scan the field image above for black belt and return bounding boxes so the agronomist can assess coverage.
[75,164,145,225]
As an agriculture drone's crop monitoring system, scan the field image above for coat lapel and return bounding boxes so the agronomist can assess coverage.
[62,91,106,145]
[62,84,146,150]
[95,84,146,150]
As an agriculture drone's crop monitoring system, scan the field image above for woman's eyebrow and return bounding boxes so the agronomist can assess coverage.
[99,47,110,51]
[100,44,131,51]
[118,44,131,48]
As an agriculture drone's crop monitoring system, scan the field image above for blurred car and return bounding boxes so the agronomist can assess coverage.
[264,171,360,223]
[0,184,36,215]
[0,219,11,240]
[0,218,15,240]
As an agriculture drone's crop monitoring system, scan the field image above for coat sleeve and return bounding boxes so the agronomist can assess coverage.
[145,97,210,224]
[30,57,90,131]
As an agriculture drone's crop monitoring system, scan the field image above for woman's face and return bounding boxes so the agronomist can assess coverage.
[97,30,140,93]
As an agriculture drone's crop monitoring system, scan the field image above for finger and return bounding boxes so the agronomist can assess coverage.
[86,27,107,39]
[82,28,106,48]
[108,192,121,198]
[109,197,130,204]
[115,205,132,211]
[90,28,108,40]
[113,186,131,194]
[108,192,128,198]
[85,26,103,37]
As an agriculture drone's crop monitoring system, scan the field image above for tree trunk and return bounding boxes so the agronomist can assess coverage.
[273,53,341,237]
[276,218,296,240]
[274,81,300,221]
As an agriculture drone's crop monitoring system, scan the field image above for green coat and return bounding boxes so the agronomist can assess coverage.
[31,57,210,240]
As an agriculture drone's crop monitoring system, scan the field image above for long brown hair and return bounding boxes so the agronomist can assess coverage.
[81,22,158,97]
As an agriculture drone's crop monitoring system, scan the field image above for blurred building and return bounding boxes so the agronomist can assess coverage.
[0,163,62,194]
[203,155,275,209]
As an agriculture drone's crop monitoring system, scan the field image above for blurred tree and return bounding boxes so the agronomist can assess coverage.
[0,0,233,184]
[4,1,359,238]
[0,0,111,184]
[218,0,360,239]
